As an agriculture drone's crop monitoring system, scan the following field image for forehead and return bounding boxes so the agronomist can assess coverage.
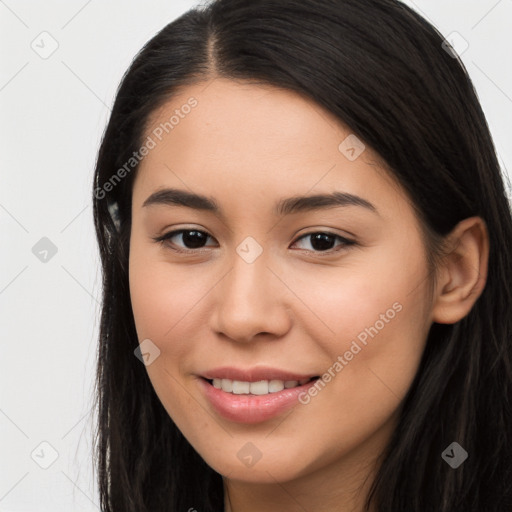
[133,78,403,214]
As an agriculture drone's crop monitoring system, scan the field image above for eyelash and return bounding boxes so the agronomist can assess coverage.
[152,229,356,256]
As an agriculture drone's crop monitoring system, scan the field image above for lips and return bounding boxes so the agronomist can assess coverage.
[198,366,320,423]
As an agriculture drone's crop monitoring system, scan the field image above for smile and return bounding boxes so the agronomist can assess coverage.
[207,377,315,395]
[199,370,320,423]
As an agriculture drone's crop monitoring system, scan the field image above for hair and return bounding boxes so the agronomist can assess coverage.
[91,0,512,510]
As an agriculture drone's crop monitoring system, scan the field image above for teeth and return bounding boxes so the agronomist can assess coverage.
[269,379,284,392]
[210,378,311,395]
[249,380,268,395]
[221,378,233,392]
[232,380,250,394]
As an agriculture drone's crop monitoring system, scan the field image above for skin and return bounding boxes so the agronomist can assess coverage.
[128,78,489,512]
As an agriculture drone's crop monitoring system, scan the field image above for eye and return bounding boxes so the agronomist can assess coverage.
[152,229,217,252]
[291,232,355,253]
[152,229,356,254]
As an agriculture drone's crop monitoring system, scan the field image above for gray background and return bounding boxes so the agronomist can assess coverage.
[1,1,511,510]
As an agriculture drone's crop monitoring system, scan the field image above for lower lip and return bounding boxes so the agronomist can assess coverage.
[198,377,318,424]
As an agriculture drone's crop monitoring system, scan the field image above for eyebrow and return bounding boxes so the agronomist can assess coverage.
[142,187,378,218]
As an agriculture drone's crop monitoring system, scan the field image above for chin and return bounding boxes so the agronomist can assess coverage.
[200,448,313,484]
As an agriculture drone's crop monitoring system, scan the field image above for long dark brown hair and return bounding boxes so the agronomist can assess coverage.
[92,0,512,510]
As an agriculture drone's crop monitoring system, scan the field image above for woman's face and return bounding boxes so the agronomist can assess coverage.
[129,78,435,485]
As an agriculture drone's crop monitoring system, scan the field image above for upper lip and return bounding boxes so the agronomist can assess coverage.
[201,366,318,382]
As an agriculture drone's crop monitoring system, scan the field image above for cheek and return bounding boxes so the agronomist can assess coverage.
[129,248,207,430]
[284,270,429,472]
[285,239,429,344]
[285,242,430,399]
[128,243,224,413]
[129,245,213,344]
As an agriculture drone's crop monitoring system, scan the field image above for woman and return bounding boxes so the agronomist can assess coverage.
[92,0,512,510]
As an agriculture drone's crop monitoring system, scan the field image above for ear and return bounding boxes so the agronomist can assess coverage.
[432,217,489,324]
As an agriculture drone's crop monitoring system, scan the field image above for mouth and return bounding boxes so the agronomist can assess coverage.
[199,374,321,423]
[202,376,319,396]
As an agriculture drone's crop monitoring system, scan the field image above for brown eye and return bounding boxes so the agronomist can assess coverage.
[292,232,355,253]
[153,229,216,251]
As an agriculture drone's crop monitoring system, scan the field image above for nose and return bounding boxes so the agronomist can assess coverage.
[209,249,292,344]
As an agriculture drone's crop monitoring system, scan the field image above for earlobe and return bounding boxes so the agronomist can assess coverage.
[432,217,489,325]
